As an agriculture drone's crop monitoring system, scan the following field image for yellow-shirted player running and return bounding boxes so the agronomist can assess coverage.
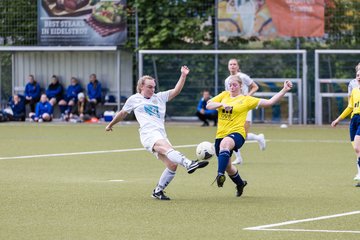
[332,68,360,186]
[207,75,292,197]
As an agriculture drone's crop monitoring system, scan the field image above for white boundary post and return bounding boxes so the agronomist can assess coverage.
[315,50,360,125]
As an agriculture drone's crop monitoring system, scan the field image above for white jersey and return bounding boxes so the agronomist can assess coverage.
[122,91,170,135]
[348,79,359,96]
[224,72,253,95]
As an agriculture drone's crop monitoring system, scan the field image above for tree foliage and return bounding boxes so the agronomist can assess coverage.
[0,0,37,45]
[324,0,360,47]
[128,0,214,50]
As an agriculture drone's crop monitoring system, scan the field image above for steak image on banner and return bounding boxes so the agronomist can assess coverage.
[38,0,127,46]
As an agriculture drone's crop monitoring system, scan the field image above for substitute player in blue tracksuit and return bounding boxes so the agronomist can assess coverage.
[58,77,83,119]
[87,73,102,116]
[24,74,41,112]
[46,75,64,106]
[30,94,53,122]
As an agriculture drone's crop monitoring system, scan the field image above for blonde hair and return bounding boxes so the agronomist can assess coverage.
[136,75,155,93]
[228,75,243,85]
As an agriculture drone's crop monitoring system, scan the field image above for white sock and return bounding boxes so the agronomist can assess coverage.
[246,133,260,141]
[234,150,243,161]
[155,168,176,193]
[166,149,192,168]
[357,158,360,175]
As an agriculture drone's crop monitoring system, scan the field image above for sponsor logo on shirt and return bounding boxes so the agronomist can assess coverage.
[144,105,160,118]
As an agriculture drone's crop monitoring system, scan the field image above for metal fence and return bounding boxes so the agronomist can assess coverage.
[1,1,359,47]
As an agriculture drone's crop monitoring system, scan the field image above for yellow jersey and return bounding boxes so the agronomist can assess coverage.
[339,88,360,120]
[349,88,360,117]
[210,91,260,139]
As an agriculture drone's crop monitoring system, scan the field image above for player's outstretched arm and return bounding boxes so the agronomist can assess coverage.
[258,80,292,108]
[331,107,352,128]
[168,66,190,101]
[105,110,128,131]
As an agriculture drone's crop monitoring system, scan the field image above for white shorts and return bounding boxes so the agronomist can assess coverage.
[140,128,171,154]
[246,110,253,122]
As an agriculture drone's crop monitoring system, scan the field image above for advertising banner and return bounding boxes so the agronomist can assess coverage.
[38,0,127,46]
[267,0,324,37]
[218,0,324,41]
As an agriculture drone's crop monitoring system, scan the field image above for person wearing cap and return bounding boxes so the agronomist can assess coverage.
[69,92,93,122]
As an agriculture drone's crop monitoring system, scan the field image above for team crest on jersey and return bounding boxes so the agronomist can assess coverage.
[144,105,160,118]
[152,98,158,105]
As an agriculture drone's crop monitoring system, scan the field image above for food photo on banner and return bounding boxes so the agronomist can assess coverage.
[38,0,127,46]
[217,0,324,41]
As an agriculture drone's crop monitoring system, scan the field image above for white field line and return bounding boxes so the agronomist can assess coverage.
[0,140,256,161]
[0,139,347,161]
[271,139,347,143]
[0,144,196,161]
[252,228,360,234]
[244,211,360,233]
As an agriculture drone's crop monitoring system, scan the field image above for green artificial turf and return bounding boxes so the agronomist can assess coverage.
[0,122,359,240]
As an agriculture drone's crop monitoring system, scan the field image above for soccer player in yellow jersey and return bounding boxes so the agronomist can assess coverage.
[331,69,360,186]
[206,75,292,197]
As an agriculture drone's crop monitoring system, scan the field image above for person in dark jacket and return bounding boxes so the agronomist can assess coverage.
[46,75,64,106]
[69,92,93,122]
[87,73,102,116]
[58,77,83,119]
[196,90,218,126]
[24,74,41,112]
[29,94,53,122]
[0,94,26,121]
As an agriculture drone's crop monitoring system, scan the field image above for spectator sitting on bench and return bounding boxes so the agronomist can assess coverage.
[59,77,83,120]
[46,75,64,107]
[87,73,102,116]
[29,94,53,122]
[69,92,93,122]
[24,74,41,113]
[0,94,26,121]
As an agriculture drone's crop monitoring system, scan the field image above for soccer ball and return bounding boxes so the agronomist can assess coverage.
[196,141,215,160]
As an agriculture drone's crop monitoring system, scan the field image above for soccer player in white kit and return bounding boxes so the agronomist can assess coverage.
[105,66,209,200]
[224,59,266,165]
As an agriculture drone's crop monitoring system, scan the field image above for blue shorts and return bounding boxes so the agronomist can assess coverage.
[349,114,360,141]
[214,132,245,157]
